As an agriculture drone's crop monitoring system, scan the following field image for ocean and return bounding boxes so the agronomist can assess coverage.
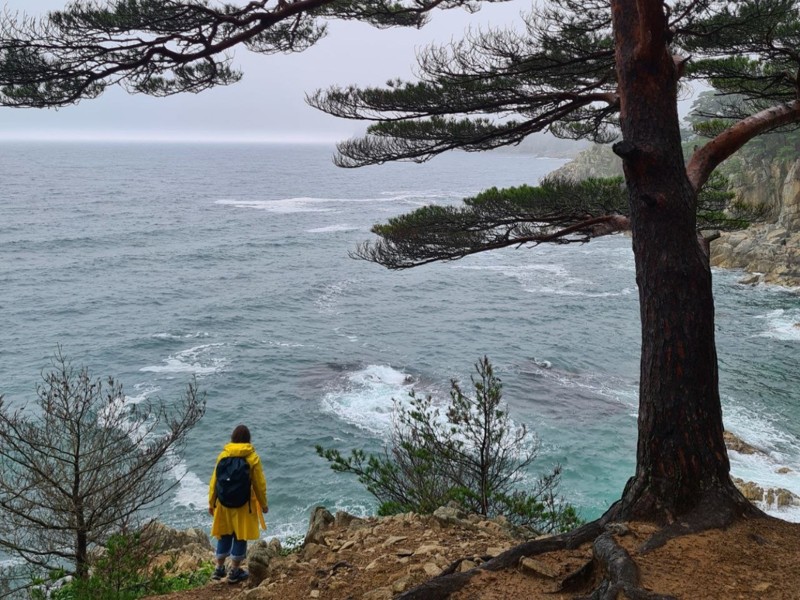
[1,141,798,546]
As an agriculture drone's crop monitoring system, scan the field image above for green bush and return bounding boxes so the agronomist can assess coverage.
[34,532,213,600]
[317,357,582,535]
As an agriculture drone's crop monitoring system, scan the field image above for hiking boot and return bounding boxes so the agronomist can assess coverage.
[228,568,249,584]
[211,566,226,580]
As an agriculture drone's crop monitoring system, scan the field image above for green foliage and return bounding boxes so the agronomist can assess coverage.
[317,357,581,536]
[279,535,305,557]
[357,175,632,268]
[358,169,757,269]
[0,1,506,107]
[33,532,213,600]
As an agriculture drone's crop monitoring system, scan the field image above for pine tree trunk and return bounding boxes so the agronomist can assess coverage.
[610,0,753,523]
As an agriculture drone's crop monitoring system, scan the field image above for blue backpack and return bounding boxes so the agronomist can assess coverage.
[215,456,251,508]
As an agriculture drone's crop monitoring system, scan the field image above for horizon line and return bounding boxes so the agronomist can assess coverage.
[0,132,352,145]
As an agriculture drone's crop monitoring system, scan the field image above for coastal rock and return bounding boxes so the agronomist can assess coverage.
[140,521,212,552]
[733,478,764,502]
[733,478,800,508]
[140,521,212,571]
[549,144,622,181]
[765,488,798,508]
[335,510,364,529]
[304,506,335,546]
[723,431,759,455]
[247,537,282,585]
[459,559,477,572]
[432,503,467,527]
[552,144,800,287]
[710,158,800,288]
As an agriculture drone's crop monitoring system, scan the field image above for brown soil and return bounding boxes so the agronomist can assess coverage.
[143,512,800,600]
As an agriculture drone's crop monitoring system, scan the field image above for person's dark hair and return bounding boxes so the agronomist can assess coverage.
[231,425,251,444]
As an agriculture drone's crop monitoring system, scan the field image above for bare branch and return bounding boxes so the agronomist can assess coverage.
[0,352,205,577]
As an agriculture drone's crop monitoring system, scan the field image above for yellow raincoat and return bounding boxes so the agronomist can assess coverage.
[208,442,268,540]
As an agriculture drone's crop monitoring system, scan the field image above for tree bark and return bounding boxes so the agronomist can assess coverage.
[609,0,753,523]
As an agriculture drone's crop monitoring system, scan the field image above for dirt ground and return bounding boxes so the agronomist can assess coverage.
[143,512,800,600]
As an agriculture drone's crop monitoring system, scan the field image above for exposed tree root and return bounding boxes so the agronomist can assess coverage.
[395,518,607,599]
[576,532,675,600]
[634,488,765,553]
[396,491,770,600]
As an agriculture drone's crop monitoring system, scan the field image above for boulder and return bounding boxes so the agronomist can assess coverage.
[733,478,764,502]
[140,521,212,553]
[304,506,335,546]
[432,502,469,527]
[139,521,213,572]
[247,537,282,585]
[335,510,364,529]
[723,431,759,455]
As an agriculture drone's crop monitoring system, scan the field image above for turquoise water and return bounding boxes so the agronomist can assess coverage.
[1,142,798,545]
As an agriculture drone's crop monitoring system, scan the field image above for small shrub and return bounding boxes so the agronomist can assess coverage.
[34,532,213,600]
[317,357,582,535]
[279,535,305,556]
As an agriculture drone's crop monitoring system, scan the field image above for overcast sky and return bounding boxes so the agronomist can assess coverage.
[0,0,534,142]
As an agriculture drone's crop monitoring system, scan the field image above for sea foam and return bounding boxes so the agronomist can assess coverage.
[724,402,800,522]
[754,308,800,342]
[140,343,226,375]
[171,459,207,510]
[320,365,415,435]
[214,191,459,215]
[451,263,634,297]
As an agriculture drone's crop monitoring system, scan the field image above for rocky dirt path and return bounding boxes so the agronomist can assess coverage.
[144,505,800,600]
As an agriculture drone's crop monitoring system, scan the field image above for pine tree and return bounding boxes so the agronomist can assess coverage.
[309,0,798,527]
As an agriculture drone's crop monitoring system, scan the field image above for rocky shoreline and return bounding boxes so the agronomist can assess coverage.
[723,431,800,511]
[709,158,800,288]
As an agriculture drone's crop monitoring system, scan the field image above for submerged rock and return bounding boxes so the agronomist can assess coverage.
[724,431,760,455]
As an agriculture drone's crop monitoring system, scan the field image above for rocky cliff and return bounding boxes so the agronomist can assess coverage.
[709,158,800,288]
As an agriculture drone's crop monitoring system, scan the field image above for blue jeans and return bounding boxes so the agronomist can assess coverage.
[215,533,247,561]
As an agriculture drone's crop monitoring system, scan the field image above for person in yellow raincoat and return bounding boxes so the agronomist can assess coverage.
[208,424,268,583]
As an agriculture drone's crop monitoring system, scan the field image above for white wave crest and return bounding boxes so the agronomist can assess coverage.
[170,460,207,510]
[151,332,210,341]
[97,387,200,512]
[753,308,800,342]
[320,365,415,435]
[140,343,226,375]
[724,402,800,522]
[524,362,639,410]
[452,263,632,297]
[306,224,361,233]
[315,279,361,314]
[215,191,462,215]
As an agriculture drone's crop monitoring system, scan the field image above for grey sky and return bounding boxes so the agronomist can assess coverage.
[0,0,533,142]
